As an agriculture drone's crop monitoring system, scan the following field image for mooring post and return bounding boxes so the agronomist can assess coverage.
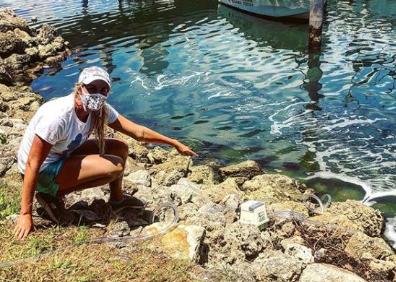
[309,0,326,51]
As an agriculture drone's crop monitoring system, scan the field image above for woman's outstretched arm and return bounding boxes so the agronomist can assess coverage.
[109,114,198,157]
[15,135,52,240]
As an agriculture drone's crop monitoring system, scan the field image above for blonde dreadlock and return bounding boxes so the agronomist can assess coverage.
[74,83,108,155]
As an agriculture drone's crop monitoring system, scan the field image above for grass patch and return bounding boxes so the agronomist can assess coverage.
[0,185,20,220]
[0,223,197,281]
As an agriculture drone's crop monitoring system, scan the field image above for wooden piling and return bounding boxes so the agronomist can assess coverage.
[309,0,326,51]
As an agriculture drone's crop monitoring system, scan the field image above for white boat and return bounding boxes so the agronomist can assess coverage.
[218,0,310,19]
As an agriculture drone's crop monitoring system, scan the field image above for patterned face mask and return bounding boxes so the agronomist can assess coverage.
[81,93,107,112]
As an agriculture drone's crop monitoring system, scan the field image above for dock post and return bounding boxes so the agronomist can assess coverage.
[309,0,326,51]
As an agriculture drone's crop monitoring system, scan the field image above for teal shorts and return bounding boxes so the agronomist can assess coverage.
[36,158,65,198]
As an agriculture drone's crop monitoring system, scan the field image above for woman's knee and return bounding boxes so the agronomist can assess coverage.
[106,138,129,158]
[103,154,124,178]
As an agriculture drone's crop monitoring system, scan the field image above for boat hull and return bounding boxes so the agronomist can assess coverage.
[218,0,309,19]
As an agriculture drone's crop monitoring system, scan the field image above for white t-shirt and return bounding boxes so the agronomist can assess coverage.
[17,94,119,173]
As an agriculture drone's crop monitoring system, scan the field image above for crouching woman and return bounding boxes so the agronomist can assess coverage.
[15,66,197,240]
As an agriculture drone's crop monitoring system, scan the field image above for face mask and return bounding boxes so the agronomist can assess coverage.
[80,93,107,112]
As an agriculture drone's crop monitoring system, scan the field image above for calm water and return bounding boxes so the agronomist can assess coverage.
[2,0,396,244]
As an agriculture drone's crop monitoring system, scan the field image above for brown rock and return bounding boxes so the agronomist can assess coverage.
[203,178,243,203]
[344,231,394,260]
[0,8,30,33]
[219,160,262,180]
[188,164,216,185]
[311,200,383,237]
[242,174,308,204]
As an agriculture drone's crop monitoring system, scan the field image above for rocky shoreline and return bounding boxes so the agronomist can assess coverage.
[0,8,395,282]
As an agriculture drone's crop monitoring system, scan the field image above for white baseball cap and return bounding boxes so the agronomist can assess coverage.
[78,66,111,88]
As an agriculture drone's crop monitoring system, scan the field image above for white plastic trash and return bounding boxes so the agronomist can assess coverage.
[239,200,269,229]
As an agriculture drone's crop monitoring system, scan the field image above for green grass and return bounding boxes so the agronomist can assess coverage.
[0,185,20,220]
[0,223,198,281]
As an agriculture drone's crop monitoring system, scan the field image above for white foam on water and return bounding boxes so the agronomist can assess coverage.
[320,118,387,132]
[384,216,396,249]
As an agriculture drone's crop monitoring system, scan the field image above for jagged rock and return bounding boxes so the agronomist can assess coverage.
[219,160,262,180]
[311,200,383,237]
[318,200,384,237]
[221,193,241,211]
[36,24,58,45]
[344,231,394,260]
[24,47,39,58]
[242,174,308,204]
[368,258,396,273]
[65,187,109,207]
[169,178,201,205]
[0,31,27,58]
[0,61,13,85]
[204,225,262,266]
[151,155,191,186]
[284,243,314,264]
[224,223,273,262]
[0,9,30,33]
[127,142,150,162]
[147,146,171,164]
[299,263,367,282]
[197,203,227,224]
[38,44,59,58]
[281,236,306,250]
[188,164,216,185]
[203,178,242,203]
[107,220,130,237]
[4,53,31,70]
[0,99,9,112]
[124,169,151,187]
[252,250,303,282]
[143,223,205,262]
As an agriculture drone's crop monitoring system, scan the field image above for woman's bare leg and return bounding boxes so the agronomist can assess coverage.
[56,138,129,201]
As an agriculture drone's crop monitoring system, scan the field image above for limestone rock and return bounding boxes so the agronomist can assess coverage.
[284,243,314,264]
[224,223,273,262]
[151,155,191,186]
[36,24,58,45]
[65,187,108,207]
[242,174,307,204]
[126,140,150,162]
[169,178,201,205]
[299,263,367,282]
[203,178,242,203]
[344,231,394,261]
[368,258,396,273]
[0,31,27,57]
[0,60,13,85]
[281,236,306,250]
[0,9,30,33]
[320,200,384,237]
[221,193,241,211]
[4,53,31,70]
[188,164,216,185]
[124,169,151,187]
[197,203,227,224]
[147,146,171,164]
[252,250,303,282]
[219,160,262,180]
[144,223,205,262]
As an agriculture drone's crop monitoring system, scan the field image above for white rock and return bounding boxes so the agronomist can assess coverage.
[285,243,314,264]
[299,263,367,282]
[124,169,151,187]
[169,178,201,204]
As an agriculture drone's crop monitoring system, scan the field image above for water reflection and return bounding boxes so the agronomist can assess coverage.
[218,4,307,51]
